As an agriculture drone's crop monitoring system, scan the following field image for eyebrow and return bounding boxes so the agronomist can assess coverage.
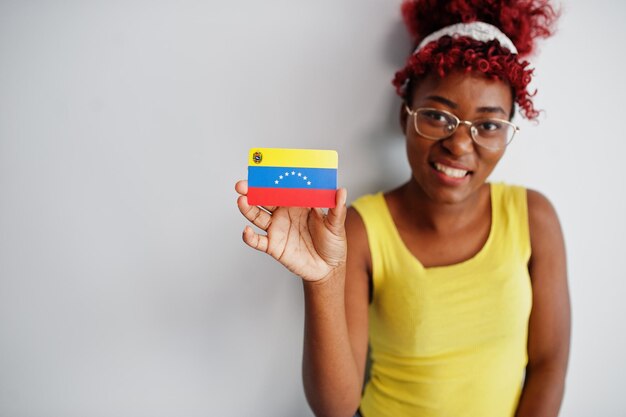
[424,95,508,116]
[476,106,507,116]
[425,95,457,109]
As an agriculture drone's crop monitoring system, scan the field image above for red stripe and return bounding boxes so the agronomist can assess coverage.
[248,187,336,208]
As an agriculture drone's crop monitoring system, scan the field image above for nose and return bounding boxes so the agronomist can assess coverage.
[441,121,474,155]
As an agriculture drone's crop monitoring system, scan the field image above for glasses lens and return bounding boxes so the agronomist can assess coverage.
[472,119,516,149]
[415,109,457,140]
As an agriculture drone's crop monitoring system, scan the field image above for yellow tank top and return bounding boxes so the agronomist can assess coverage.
[352,183,532,417]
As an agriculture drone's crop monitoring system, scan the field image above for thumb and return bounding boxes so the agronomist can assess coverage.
[325,188,347,235]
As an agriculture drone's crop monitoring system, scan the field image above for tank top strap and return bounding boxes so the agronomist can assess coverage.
[490,182,531,263]
[351,192,410,290]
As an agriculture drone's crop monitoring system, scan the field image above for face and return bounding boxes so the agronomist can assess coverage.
[402,70,514,205]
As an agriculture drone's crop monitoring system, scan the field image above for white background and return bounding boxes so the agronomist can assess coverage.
[1,1,624,416]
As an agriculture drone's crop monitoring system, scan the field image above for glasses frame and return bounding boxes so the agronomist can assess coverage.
[405,106,520,151]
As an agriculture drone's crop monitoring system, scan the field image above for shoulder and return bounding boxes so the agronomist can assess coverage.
[345,206,372,274]
[495,183,560,231]
[525,188,565,269]
[526,188,561,237]
[346,206,367,241]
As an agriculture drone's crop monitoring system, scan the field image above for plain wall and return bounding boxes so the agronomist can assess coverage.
[1,1,624,416]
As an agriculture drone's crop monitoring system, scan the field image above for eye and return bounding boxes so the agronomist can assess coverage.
[419,109,455,130]
[477,120,504,132]
[422,110,449,123]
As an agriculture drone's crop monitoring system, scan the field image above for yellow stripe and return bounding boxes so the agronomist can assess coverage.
[248,148,338,169]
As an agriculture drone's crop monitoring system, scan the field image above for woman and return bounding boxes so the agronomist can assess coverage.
[235,1,570,416]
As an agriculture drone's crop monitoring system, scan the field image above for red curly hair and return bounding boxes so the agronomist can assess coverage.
[393,0,559,119]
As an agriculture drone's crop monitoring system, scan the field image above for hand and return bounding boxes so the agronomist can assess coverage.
[235,180,348,282]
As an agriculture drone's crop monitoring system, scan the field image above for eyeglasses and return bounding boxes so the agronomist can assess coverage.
[405,106,520,151]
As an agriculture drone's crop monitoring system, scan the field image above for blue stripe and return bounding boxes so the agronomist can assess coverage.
[248,166,337,189]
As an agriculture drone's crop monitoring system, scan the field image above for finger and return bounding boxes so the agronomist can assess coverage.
[312,207,324,218]
[235,180,248,195]
[325,188,347,234]
[235,181,276,213]
[242,225,269,253]
[237,195,273,230]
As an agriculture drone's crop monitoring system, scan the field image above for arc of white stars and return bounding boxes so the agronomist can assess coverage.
[273,170,312,186]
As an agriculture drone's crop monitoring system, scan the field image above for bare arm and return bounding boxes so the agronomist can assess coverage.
[302,208,370,417]
[235,181,369,417]
[515,190,571,417]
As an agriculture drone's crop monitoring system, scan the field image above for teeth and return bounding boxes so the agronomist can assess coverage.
[434,163,468,178]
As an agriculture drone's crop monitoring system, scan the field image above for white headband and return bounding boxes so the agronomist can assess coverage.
[414,21,518,54]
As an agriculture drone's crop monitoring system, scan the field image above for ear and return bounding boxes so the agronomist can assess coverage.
[399,103,409,135]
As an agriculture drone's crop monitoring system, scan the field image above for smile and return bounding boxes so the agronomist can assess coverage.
[433,162,470,178]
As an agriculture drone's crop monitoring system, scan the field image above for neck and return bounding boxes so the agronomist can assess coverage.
[397,179,489,233]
